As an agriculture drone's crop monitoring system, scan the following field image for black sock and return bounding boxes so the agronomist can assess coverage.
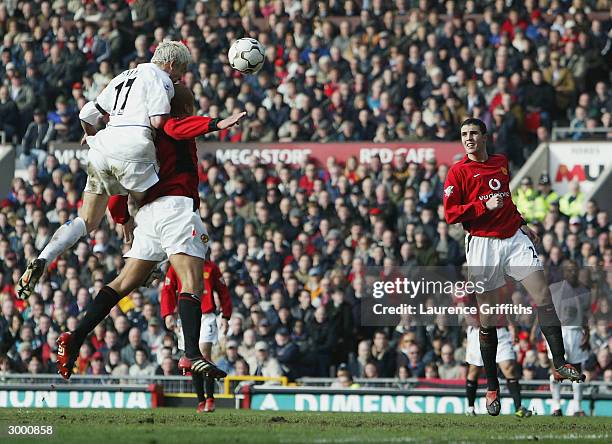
[507,378,522,411]
[178,293,202,359]
[192,372,205,403]
[479,327,499,391]
[537,304,566,368]
[205,376,214,400]
[466,378,478,407]
[72,286,122,354]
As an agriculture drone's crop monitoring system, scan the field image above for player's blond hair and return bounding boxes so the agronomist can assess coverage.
[151,40,192,69]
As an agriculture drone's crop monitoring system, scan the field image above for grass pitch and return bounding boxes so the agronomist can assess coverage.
[0,408,609,443]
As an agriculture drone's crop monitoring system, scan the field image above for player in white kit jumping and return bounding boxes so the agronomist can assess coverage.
[16,41,192,299]
[546,260,591,416]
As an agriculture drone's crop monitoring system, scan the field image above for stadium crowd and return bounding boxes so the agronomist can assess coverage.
[0,1,610,386]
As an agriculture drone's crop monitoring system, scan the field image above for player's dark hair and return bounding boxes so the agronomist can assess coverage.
[460,118,487,135]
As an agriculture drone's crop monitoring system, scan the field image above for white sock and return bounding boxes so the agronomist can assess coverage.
[550,379,561,411]
[572,381,583,412]
[39,217,87,262]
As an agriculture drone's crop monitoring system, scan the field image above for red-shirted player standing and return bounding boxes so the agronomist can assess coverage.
[55,84,245,382]
[443,118,584,416]
[161,261,232,412]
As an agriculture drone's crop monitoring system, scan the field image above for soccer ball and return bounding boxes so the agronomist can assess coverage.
[228,38,265,74]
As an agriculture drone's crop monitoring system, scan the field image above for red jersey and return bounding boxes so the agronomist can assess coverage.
[107,115,218,222]
[160,261,232,319]
[443,154,523,238]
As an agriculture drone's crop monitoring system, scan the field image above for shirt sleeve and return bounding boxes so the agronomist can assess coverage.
[163,116,220,140]
[211,263,233,319]
[107,195,130,224]
[443,167,487,224]
[78,101,102,125]
[160,266,179,320]
[94,76,117,114]
[145,69,173,117]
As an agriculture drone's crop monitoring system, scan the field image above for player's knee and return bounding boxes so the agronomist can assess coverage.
[479,315,496,329]
[467,366,479,380]
[501,364,517,379]
[108,279,127,297]
[479,326,497,344]
[78,214,98,233]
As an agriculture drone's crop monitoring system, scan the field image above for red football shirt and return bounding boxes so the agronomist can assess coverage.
[160,261,232,319]
[443,154,523,238]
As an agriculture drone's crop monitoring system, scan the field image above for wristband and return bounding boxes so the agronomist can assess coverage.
[208,118,220,131]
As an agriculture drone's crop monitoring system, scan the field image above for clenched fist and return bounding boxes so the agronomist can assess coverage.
[486,195,504,211]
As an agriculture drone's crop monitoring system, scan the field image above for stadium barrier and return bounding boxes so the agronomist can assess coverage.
[1,374,611,415]
[0,374,288,409]
[245,379,612,417]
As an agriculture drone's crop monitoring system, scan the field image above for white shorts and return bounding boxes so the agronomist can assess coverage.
[465,326,516,366]
[466,228,543,291]
[84,148,159,195]
[176,313,218,351]
[199,313,219,344]
[546,327,590,365]
[125,196,209,262]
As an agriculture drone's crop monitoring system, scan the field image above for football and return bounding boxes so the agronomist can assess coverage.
[228,38,265,74]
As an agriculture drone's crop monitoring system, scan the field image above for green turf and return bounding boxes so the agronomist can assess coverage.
[0,408,609,443]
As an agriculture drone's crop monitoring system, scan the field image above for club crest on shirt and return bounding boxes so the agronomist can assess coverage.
[444,185,454,197]
[200,233,209,244]
[501,167,508,175]
[203,271,210,280]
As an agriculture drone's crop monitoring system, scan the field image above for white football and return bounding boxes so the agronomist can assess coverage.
[228,38,265,74]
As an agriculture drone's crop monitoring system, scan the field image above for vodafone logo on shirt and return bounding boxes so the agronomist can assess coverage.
[475,176,507,200]
[478,191,510,201]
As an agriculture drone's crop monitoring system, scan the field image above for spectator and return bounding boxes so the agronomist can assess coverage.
[543,51,576,119]
[0,85,19,140]
[307,306,336,376]
[20,108,53,166]
[248,341,283,382]
[559,181,586,218]
[273,327,300,379]
[120,327,150,367]
[437,344,463,380]
[142,317,164,361]
[88,351,107,375]
[218,340,242,376]
[129,347,156,379]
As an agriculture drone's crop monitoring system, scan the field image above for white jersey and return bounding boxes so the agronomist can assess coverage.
[81,63,174,163]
